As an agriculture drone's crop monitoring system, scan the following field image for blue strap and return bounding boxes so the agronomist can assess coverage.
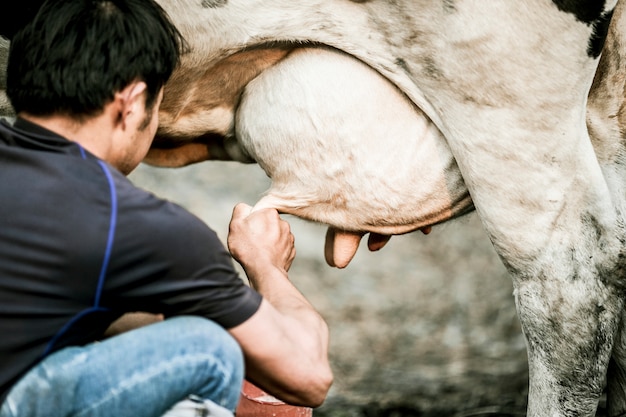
[43,158,117,356]
[93,160,117,307]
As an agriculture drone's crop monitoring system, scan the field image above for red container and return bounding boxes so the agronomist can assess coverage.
[236,380,313,417]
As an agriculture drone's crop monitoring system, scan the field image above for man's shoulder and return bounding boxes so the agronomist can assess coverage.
[114,173,189,219]
[113,172,218,242]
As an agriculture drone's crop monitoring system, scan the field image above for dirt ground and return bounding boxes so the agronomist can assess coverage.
[129,161,608,417]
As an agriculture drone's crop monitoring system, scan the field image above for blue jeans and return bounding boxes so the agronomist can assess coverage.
[0,316,244,417]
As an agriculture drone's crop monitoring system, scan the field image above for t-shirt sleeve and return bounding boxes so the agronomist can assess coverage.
[101,177,262,329]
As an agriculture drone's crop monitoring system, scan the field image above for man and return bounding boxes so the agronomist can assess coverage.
[0,0,332,416]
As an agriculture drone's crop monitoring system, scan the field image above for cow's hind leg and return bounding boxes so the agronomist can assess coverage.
[607,310,626,416]
[513,269,623,416]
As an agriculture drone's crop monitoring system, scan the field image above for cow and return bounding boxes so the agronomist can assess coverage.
[1,1,625,416]
[146,1,626,416]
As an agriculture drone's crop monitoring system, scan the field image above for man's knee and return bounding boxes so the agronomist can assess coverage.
[159,316,244,408]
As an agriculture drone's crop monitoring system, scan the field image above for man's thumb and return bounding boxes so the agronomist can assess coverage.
[232,203,253,219]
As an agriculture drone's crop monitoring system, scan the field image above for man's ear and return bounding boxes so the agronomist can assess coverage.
[114,81,148,129]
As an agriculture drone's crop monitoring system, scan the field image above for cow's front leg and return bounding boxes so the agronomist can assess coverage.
[514,271,622,416]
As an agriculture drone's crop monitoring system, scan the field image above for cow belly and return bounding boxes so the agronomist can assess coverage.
[235,46,473,235]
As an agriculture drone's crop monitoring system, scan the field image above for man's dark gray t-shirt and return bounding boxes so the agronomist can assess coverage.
[0,117,262,402]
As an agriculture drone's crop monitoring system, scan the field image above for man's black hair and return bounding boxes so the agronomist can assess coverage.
[6,0,186,117]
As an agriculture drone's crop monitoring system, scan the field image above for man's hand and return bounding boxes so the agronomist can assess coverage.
[227,203,296,284]
[226,203,332,407]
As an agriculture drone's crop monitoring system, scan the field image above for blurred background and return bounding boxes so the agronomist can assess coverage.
[129,160,531,417]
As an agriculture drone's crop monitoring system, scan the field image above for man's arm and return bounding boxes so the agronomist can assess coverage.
[226,203,333,407]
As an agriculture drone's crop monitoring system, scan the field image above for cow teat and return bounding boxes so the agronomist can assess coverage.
[324,228,399,268]
[324,228,365,269]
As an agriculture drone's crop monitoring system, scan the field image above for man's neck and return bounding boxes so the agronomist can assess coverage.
[19,112,114,161]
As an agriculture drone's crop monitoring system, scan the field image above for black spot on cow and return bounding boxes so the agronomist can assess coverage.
[552,0,606,23]
[588,9,614,58]
[443,0,456,13]
[581,212,602,242]
[551,0,614,58]
[394,57,413,77]
[201,0,228,8]
[421,55,443,80]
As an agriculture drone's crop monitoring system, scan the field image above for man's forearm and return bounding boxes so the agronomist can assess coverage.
[232,265,332,406]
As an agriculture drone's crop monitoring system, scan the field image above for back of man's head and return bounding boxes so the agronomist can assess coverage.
[6,0,185,118]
